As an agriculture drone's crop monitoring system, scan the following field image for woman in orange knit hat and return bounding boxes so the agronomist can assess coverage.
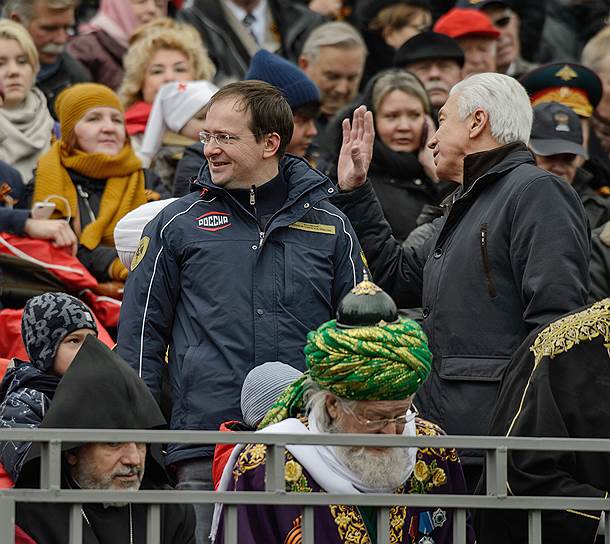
[30,83,152,284]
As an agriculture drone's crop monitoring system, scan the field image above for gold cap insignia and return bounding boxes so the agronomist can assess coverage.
[555,65,578,82]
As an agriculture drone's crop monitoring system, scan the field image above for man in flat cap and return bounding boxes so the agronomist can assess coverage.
[434,7,500,79]
[394,30,464,113]
[213,278,475,544]
[529,101,610,229]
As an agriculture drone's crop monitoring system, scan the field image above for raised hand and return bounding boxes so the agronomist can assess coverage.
[337,105,375,192]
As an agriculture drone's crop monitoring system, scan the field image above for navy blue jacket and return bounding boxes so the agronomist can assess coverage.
[117,155,364,463]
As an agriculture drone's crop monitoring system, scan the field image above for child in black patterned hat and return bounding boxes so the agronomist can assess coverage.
[0,292,98,483]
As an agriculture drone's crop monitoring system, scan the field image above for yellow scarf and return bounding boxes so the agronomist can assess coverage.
[33,141,147,250]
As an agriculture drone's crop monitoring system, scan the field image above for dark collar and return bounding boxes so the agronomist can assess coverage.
[462,142,531,191]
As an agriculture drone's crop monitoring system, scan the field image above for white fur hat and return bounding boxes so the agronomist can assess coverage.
[140,80,218,159]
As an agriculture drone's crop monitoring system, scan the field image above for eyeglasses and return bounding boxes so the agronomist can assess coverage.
[199,131,255,146]
[492,15,512,28]
[342,404,419,432]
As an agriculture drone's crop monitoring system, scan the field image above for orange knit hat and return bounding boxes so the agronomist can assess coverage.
[55,83,124,140]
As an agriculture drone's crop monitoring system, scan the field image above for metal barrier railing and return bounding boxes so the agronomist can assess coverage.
[0,429,609,544]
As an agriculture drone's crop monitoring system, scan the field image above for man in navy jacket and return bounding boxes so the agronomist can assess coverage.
[117,81,370,542]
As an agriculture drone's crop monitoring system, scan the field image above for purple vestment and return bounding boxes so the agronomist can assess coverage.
[217,419,476,543]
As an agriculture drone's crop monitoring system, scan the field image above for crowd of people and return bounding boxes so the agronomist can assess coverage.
[1,0,610,543]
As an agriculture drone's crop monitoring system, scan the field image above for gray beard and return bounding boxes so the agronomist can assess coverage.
[71,465,142,508]
[333,445,413,490]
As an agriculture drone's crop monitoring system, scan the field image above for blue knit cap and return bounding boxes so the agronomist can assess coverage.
[245,50,320,110]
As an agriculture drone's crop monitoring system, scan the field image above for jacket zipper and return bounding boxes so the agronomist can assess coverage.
[480,224,496,297]
[76,184,96,224]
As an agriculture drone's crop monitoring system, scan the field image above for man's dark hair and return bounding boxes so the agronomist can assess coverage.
[293,101,321,121]
[208,81,294,158]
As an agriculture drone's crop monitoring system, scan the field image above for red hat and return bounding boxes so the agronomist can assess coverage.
[434,8,500,40]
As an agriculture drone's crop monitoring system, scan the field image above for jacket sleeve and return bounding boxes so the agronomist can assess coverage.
[331,181,430,307]
[0,208,29,235]
[510,174,590,331]
[116,213,181,401]
[0,389,47,482]
[76,244,117,282]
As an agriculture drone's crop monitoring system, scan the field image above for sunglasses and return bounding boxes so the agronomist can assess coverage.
[493,15,512,28]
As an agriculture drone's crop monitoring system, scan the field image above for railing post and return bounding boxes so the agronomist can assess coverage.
[486,447,507,497]
[70,503,83,544]
[302,506,315,544]
[528,510,542,544]
[265,444,285,493]
[147,504,161,544]
[0,496,15,544]
[453,508,467,544]
[40,439,62,490]
[376,507,390,544]
[223,505,238,544]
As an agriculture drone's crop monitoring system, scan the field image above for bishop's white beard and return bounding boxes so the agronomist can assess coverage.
[333,445,414,491]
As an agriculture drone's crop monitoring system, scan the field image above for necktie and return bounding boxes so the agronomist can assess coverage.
[243,12,258,44]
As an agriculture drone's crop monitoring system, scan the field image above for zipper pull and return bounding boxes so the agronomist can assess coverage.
[250,185,256,206]
[259,231,265,247]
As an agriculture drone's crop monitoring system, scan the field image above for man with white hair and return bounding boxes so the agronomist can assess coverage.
[298,22,367,135]
[214,278,475,544]
[333,73,590,490]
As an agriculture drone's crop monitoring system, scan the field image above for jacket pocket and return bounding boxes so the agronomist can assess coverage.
[434,356,510,449]
[480,223,497,298]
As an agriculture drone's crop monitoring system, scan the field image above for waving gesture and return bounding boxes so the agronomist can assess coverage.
[337,105,374,192]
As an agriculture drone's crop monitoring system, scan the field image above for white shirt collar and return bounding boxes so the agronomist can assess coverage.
[224,0,267,44]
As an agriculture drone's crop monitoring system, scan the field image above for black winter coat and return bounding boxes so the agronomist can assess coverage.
[332,143,590,467]
[178,0,325,84]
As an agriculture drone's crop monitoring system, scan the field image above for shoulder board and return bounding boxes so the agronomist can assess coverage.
[530,299,610,365]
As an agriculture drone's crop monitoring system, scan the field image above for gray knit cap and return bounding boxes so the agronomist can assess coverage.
[240,362,304,427]
[21,292,98,371]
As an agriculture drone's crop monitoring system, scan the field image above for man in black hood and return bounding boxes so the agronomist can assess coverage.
[15,335,196,544]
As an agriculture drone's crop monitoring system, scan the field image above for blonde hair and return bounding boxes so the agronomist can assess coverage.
[371,69,431,116]
[369,4,430,33]
[0,19,40,74]
[119,18,216,108]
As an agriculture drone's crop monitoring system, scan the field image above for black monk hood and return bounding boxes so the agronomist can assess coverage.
[17,335,167,487]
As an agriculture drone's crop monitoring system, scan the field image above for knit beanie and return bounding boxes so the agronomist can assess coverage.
[55,83,124,140]
[21,292,98,372]
[140,80,218,159]
[240,361,304,427]
[245,50,320,110]
[114,198,178,268]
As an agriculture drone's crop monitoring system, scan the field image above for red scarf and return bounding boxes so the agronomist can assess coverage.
[124,100,152,136]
